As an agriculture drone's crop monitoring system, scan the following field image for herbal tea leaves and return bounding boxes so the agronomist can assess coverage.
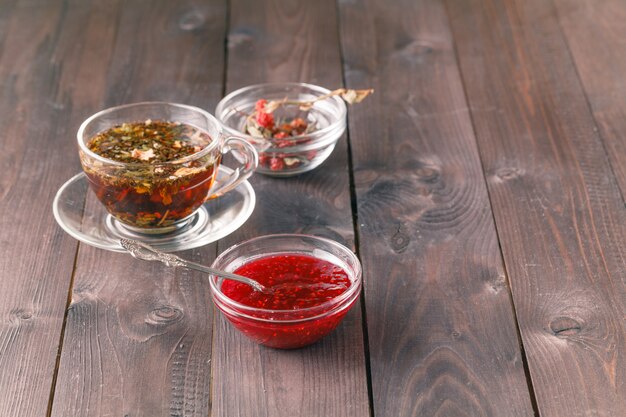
[87,120,210,164]
[82,120,218,228]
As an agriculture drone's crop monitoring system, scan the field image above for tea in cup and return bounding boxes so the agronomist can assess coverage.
[77,102,258,233]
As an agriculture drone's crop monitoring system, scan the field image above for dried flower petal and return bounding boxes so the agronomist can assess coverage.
[264,100,282,114]
[160,188,172,205]
[173,167,204,177]
[255,99,267,113]
[283,157,301,166]
[130,148,155,161]
[341,89,357,104]
[246,123,265,139]
[256,111,275,129]
[340,88,374,104]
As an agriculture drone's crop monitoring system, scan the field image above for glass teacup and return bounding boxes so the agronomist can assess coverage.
[77,102,258,234]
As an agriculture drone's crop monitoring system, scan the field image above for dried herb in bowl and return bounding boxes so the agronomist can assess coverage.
[242,88,373,172]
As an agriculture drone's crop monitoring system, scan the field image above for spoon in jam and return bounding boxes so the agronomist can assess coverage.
[119,238,267,292]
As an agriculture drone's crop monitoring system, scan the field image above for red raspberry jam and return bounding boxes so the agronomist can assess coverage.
[219,254,356,349]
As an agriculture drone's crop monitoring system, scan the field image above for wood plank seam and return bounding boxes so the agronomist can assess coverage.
[208,3,233,414]
[221,0,231,99]
[46,145,90,416]
[0,0,95,415]
[440,3,542,416]
[211,1,370,416]
[45,241,81,417]
[49,2,228,415]
[338,0,538,415]
[333,2,376,417]
[443,0,626,415]
[550,0,626,207]
[335,6,376,416]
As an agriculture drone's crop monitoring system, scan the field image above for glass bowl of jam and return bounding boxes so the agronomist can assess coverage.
[209,234,362,349]
[215,83,347,177]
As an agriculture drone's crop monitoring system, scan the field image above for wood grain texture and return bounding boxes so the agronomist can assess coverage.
[445,0,626,415]
[50,1,227,416]
[338,0,536,416]
[52,246,215,417]
[553,0,626,198]
[211,0,370,416]
[4,0,624,415]
[0,1,88,415]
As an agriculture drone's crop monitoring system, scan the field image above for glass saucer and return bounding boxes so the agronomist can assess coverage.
[53,167,255,252]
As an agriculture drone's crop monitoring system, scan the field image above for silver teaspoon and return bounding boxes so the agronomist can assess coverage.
[119,238,266,292]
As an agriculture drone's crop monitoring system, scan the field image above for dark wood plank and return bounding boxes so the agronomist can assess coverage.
[211,0,370,416]
[0,1,91,415]
[445,0,626,415]
[554,0,626,198]
[338,0,536,416]
[50,1,227,416]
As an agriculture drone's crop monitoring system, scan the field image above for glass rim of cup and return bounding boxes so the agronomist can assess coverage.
[77,101,223,167]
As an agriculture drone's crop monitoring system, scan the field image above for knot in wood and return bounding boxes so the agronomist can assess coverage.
[413,43,434,56]
[179,11,205,31]
[11,309,33,321]
[549,317,582,338]
[395,39,436,58]
[489,274,506,293]
[146,305,183,325]
[495,167,523,181]
[228,29,254,48]
[390,228,410,253]
[9,309,33,325]
[416,166,440,183]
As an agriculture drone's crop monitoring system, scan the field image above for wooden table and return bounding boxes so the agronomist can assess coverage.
[1,0,624,416]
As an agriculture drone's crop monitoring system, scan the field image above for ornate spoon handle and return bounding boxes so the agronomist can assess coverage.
[119,238,265,292]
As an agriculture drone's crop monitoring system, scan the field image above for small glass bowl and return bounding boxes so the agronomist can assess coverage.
[209,234,362,349]
[215,83,347,177]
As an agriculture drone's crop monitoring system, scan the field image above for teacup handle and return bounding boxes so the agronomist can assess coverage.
[206,136,258,200]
